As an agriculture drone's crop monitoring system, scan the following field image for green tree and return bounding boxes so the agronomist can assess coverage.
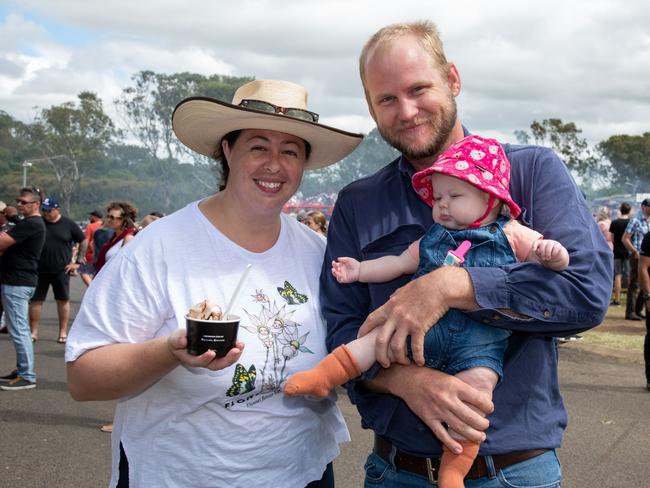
[115,71,254,210]
[299,128,398,196]
[515,118,605,191]
[29,92,116,213]
[0,111,41,201]
[598,132,650,194]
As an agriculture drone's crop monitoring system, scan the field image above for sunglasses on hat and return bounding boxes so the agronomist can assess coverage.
[238,99,319,123]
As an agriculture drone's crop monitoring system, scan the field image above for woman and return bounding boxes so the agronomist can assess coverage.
[90,202,137,434]
[304,210,328,236]
[596,206,613,251]
[65,79,362,487]
[93,201,138,274]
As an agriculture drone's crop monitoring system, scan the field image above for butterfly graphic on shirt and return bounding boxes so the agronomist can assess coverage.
[277,280,308,305]
[226,363,257,397]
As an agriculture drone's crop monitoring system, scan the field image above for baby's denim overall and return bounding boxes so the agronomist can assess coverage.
[409,216,516,378]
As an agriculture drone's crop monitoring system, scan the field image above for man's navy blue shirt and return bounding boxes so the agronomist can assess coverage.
[321,141,612,456]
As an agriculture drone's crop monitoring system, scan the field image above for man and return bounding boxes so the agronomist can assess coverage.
[29,196,86,343]
[609,202,632,306]
[0,202,9,333]
[322,21,611,486]
[622,199,650,320]
[78,209,103,286]
[639,230,650,392]
[0,187,46,390]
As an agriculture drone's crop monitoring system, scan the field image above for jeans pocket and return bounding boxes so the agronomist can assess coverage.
[364,453,391,485]
[497,450,562,488]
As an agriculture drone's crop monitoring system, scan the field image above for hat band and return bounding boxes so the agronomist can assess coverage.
[238,99,319,123]
[469,194,496,229]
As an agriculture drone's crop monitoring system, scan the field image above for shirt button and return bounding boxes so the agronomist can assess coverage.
[492,314,500,321]
[543,310,551,318]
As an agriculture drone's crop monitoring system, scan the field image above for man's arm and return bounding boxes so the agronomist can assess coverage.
[361,146,612,362]
[66,239,89,274]
[76,238,89,262]
[359,266,476,366]
[363,356,492,451]
[639,232,650,300]
[622,231,638,257]
[322,184,492,453]
[640,255,650,297]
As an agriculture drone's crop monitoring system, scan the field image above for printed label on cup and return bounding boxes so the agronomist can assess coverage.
[185,314,240,357]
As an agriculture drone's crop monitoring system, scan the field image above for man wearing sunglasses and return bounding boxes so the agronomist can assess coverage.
[29,197,86,345]
[0,187,46,391]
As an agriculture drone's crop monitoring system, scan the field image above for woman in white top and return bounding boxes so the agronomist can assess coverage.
[65,79,363,488]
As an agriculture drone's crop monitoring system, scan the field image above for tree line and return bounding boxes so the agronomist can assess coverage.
[1,70,648,220]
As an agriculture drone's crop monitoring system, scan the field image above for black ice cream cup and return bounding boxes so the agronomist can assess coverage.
[185,314,240,357]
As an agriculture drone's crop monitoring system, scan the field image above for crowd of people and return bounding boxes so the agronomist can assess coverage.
[0,18,646,488]
[0,196,165,391]
[600,199,650,394]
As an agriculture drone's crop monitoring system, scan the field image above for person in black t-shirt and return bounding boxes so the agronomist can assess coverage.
[639,231,650,391]
[29,197,86,344]
[0,187,46,390]
[609,202,632,305]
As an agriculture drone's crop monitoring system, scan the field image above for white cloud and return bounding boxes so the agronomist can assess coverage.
[1,0,649,146]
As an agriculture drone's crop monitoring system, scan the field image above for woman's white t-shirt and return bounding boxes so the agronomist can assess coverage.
[66,202,349,487]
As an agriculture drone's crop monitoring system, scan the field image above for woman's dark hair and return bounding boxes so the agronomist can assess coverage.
[212,130,312,192]
[213,131,242,191]
[106,201,138,230]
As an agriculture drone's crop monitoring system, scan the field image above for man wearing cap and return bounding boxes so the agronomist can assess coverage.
[322,21,611,486]
[29,197,86,343]
[77,210,103,286]
[622,198,650,320]
[0,187,46,390]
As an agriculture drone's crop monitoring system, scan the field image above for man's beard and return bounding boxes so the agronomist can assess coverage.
[378,95,457,162]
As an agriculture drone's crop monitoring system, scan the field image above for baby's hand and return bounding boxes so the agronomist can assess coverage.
[331,257,361,283]
[532,239,569,271]
[534,239,562,262]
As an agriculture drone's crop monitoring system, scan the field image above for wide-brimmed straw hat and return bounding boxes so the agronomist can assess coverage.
[172,79,363,171]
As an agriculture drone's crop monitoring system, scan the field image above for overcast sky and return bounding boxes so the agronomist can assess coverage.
[1,0,648,147]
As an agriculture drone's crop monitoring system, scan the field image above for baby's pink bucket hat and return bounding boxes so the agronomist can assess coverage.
[412,135,521,219]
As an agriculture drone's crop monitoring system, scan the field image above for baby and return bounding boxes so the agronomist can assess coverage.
[284,135,569,488]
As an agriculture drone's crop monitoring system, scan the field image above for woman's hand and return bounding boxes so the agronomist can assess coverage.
[167,328,244,371]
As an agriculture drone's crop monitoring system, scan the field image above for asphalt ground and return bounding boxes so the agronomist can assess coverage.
[1,277,648,488]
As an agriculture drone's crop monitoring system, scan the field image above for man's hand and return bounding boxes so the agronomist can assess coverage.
[358,266,477,367]
[331,257,361,283]
[167,328,244,371]
[367,364,493,453]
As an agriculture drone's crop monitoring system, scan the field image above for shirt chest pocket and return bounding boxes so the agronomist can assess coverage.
[361,224,425,260]
[361,224,425,307]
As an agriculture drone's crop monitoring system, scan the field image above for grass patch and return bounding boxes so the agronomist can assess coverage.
[581,331,644,352]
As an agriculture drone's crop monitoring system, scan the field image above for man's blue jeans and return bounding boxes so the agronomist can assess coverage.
[364,449,561,487]
[1,284,36,382]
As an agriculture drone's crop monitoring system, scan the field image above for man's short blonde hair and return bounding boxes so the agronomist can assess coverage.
[359,20,449,95]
